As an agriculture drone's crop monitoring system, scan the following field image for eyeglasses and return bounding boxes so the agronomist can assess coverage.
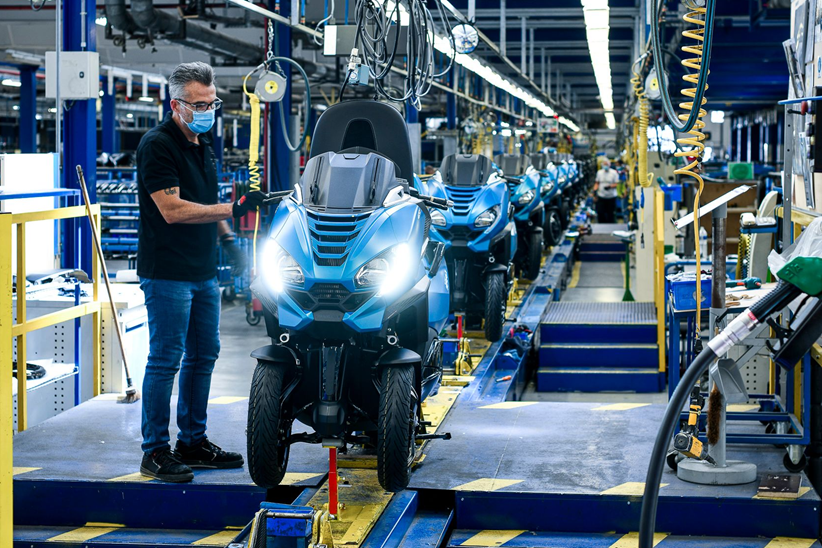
[175,97,223,113]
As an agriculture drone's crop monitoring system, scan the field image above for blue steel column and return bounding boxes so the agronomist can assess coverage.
[101,84,117,154]
[214,108,224,172]
[446,92,456,130]
[405,101,419,124]
[61,0,97,273]
[162,85,172,118]
[18,65,37,153]
[269,0,292,192]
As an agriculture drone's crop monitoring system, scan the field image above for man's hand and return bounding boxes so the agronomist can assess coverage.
[220,233,248,276]
[233,190,269,218]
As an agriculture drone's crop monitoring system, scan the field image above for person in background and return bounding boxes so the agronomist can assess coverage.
[593,159,619,223]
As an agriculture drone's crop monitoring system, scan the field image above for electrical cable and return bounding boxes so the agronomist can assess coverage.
[313,0,336,46]
[650,0,716,134]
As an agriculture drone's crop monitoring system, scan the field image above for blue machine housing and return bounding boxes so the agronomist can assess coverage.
[417,153,517,321]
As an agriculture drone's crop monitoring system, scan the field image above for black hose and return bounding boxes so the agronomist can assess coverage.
[638,280,802,548]
[638,345,718,548]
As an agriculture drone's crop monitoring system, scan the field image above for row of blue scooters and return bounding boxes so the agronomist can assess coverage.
[419,151,591,343]
[246,101,592,494]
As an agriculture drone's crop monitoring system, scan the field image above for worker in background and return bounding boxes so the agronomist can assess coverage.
[136,62,269,483]
[593,159,619,224]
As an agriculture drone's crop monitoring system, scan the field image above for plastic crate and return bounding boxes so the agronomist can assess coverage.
[668,277,712,310]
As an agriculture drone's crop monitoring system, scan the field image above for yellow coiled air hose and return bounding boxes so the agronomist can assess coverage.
[673,4,709,334]
[243,74,263,272]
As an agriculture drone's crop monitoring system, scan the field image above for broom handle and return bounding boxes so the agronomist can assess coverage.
[76,166,133,382]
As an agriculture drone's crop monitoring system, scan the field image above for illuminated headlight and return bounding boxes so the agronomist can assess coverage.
[541,182,554,195]
[517,190,535,206]
[261,240,304,293]
[474,206,498,228]
[430,209,446,227]
[355,243,413,296]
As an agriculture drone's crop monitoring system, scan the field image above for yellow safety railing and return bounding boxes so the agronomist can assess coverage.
[654,189,666,373]
[1,205,102,546]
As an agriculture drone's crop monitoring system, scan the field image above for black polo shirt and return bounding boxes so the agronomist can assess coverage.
[136,113,219,281]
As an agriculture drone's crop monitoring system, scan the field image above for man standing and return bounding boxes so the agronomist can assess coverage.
[136,62,268,482]
[594,159,619,224]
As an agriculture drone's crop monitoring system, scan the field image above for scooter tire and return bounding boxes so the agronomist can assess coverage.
[484,272,507,342]
[247,361,290,489]
[377,364,417,492]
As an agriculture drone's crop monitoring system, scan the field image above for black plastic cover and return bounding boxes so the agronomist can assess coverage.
[440,154,495,187]
[493,154,530,177]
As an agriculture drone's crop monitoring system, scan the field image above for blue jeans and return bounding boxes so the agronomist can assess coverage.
[139,277,221,454]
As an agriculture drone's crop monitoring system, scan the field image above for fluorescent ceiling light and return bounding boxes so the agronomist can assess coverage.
[95,16,107,26]
[604,112,615,130]
[501,128,513,137]
[126,113,134,119]
[1,79,22,88]
[710,110,725,124]
[138,96,154,102]
[559,117,579,132]
[582,0,613,129]
[13,105,19,111]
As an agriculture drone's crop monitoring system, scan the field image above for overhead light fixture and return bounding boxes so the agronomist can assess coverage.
[138,96,154,102]
[501,128,513,137]
[1,78,22,88]
[126,113,134,119]
[559,116,580,133]
[710,110,725,124]
[35,114,42,120]
[48,107,57,113]
[582,0,613,130]
[12,105,19,111]
[95,16,107,26]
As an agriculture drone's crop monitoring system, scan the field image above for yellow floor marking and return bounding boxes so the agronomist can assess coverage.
[764,538,818,548]
[307,468,392,546]
[726,404,760,412]
[280,472,324,485]
[453,478,523,492]
[568,261,582,288]
[479,402,537,410]
[601,482,668,496]
[753,486,812,500]
[192,529,240,546]
[12,467,40,476]
[338,457,378,469]
[442,375,475,387]
[609,532,668,547]
[208,396,248,404]
[461,530,526,547]
[107,472,155,483]
[422,385,462,431]
[47,523,124,543]
[592,403,650,411]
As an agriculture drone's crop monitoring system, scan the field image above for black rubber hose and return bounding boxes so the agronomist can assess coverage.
[750,280,801,320]
[638,345,718,548]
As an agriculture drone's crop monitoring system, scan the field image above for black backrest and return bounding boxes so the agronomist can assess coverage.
[309,101,414,181]
[439,154,495,187]
[493,154,529,176]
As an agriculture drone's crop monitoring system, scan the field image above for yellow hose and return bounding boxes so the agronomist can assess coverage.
[673,5,709,334]
[243,74,263,272]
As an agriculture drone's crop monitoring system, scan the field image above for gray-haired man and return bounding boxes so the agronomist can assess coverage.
[136,62,266,482]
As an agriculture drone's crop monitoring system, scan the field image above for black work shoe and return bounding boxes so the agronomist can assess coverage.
[140,448,194,483]
[175,439,244,469]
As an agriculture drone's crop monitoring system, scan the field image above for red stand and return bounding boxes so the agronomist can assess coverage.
[328,447,338,518]
[457,314,463,339]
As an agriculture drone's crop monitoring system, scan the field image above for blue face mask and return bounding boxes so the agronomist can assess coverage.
[184,109,215,134]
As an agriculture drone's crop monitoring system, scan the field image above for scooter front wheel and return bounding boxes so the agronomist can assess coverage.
[377,364,417,492]
[247,361,291,489]
[484,272,507,342]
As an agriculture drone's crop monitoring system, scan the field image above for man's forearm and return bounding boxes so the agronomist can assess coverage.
[164,199,233,224]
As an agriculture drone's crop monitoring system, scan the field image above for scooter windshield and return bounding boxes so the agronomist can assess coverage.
[299,151,407,211]
[440,154,495,187]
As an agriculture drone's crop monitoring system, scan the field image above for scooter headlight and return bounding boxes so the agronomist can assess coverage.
[541,182,554,195]
[517,190,535,206]
[474,206,498,228]
[355,243,413,296]
[261,240,304,293]
[430,209,446,227]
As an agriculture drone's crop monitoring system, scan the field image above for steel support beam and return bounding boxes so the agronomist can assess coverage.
[520,18,526,75]
[446,92,456,130]
[101,85,117,154]
[268,0,292,192]
[18,65,37,153]
[529,28,535,81]
[214,107,224,170]
[62,0,96,273]
[499,0,506,57]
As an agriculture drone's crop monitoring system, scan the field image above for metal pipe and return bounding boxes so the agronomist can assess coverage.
[55,0,61,173]
[105,0,141,34]
[529,28,534,81]
[520,18,526,75]
[711,203,727,309]
[499,0,506,57]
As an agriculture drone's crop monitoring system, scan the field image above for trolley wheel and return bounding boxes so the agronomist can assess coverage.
[666,451,679,472]
[784,452,807,473]
[247,311,261,326]
[223,285,237,302]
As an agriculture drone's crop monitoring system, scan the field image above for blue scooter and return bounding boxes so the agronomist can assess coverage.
[530,153,563,247]
[494,154,544,280]
[419,154,517,342]
[248,101,452,493]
